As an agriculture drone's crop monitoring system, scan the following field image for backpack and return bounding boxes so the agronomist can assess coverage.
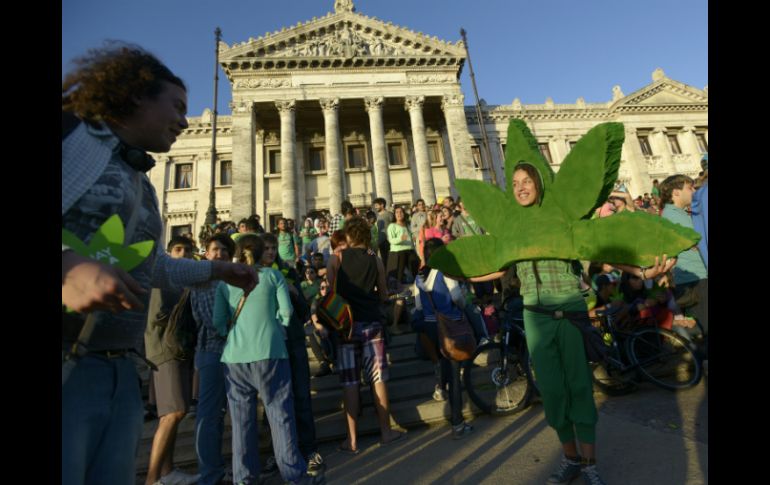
[162,288,197,360]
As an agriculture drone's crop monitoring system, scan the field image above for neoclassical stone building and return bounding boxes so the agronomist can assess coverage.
[150,0,708,240]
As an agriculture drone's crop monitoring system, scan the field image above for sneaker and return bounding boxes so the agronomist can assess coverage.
[546,455,582,484]
[159,469,200,485]
[478,337,491,347]
[314,363,332,378]
[581,464,607,485]
[451,422,474,440]
[306,451,326,476]
[260,456,279,478]
[432,384,448,401]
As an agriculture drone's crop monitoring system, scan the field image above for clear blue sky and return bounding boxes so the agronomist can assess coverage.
[63,0,708,117]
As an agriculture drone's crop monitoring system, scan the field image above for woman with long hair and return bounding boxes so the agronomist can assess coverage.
[386,206,419,285]
[465,163,673,485]
[212,235,313,484]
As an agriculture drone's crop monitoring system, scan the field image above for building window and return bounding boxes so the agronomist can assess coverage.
[638,136,653,156]
[220,160,232,186]
[171,225,192,239]
[307,147,325,172]
[175,163,193,189]
[696,133,708,153]
[268,150,281,174]
[500,143,507,159]
[427,141,442,165]
[347,145,367,169]
[471,145,482,169]
[538,143,553,164]
[569,141,577,151]
[388,143,405,166]
[667,134,682,155]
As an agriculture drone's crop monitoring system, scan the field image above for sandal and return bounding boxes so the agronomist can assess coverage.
[336,444,360,455]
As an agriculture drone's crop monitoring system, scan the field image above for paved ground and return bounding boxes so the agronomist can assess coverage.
[152,376,707,485]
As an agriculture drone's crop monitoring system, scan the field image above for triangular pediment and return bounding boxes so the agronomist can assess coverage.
[220,9,465,64]
[613,78,708,109]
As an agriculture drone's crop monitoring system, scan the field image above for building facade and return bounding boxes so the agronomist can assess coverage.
[149,0,708,240]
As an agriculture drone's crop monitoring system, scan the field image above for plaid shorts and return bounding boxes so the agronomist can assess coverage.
[337,321,389,387]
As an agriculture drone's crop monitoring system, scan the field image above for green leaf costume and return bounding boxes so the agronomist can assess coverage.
[429,120,700,277]
[62,214,155,272]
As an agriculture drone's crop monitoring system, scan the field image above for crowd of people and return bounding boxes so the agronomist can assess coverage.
[62,42,708,485]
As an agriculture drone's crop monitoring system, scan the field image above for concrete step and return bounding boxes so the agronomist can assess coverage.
[135,394,492,473]
[140,365,440,441]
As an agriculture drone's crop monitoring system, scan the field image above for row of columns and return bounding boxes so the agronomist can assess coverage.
[261,94,474,222]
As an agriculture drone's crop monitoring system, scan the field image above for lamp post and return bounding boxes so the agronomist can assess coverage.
[204,27,222,225]
[460,28,498,187]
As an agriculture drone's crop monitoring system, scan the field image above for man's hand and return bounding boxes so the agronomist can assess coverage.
[645,254,677,280]
[62,251,146,313]
[212,261,259,296]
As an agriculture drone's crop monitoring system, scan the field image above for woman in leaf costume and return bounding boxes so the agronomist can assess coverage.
[430,120,698,484]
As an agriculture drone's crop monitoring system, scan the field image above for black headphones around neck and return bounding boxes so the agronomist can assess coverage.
[118,141,156,173]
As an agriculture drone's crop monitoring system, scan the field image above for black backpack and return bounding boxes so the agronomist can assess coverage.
[162,289,197,360]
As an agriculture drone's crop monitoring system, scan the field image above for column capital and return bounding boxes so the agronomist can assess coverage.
[364,96,384,112]
[681,125,697,133]
[651,126,667,134]
[404,95,425,111]
[319,97,340,113]
[275,99,296,113]
[441,94,465,110]
[230,99,254,114]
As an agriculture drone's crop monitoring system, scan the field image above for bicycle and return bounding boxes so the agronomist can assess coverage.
[463,296,535,415]
[591,306,702,392]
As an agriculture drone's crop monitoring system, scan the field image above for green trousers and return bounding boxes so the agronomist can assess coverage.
[524,303,598,444]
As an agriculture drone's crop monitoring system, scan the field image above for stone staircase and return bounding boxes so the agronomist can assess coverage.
[135,328,482,473]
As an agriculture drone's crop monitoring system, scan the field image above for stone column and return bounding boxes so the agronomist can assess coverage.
[549,135,569,167]
[681,126,704,170]
[276,100,298,222]
[650,127,675,173]
[254,130,266,222]
[621,127,651,197]
[230,100,255,221]
[320,98,344,215]
[441,93,479,183]
[364,96,393,203]
[406,95,436,205]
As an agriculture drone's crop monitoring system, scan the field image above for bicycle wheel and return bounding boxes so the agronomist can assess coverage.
[463,342,531,415]
[627,327,702,390]
[591,362,637,396]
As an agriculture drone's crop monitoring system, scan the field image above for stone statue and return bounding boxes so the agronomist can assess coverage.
[335,0,355,13]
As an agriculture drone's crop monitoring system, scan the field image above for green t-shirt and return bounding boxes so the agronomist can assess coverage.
[301,280,320,302]
[300,227,318,246]
[278,232,298,261]
[387,223,414,252]
[370,224,378,250]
